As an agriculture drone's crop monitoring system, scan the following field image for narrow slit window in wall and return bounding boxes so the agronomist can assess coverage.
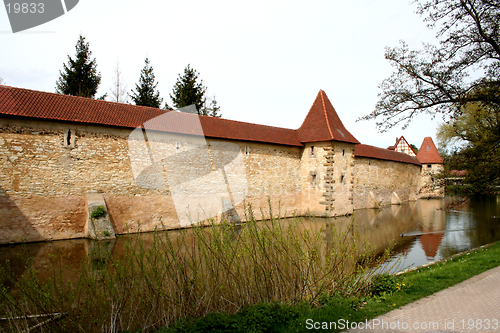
[66,130,71,146]
[176,142,181,150]
[311,146,314,157]
[245,146,250,155]
[342,149,345,156]
[340,174,345,185]
[311,171,317,187]
[64,129,74,148]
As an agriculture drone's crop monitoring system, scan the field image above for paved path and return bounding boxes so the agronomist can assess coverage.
[347,265,500,332]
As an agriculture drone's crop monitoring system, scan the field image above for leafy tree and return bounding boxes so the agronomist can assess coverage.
[438,104,499,150]
[169,64,221,117]
[130,58,163,108]
[359,0,500,131]
[56,34,102,99]
[437,94,500,194]
[109,60,128,104]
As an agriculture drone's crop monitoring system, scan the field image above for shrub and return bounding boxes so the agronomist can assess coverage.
[370,274,400,296]
[90,206,106,219]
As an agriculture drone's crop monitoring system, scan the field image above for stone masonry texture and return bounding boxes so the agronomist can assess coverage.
[0,117,428,244]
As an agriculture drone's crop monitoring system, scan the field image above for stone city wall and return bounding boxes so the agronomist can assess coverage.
[0,118,306,244]
[353,156,421,209]
[0,117,430,244]
[299,142,356,217]
[418,163,445,199]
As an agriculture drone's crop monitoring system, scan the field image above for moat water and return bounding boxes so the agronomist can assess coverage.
[1,195,499,282]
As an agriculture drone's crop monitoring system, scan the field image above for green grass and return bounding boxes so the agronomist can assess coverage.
[158,241,500,332]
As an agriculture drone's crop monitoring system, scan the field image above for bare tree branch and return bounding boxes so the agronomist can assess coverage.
[360,0,500,131]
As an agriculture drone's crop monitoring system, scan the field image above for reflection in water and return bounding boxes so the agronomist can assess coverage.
[381,195,500,272]
[1,195,499,282]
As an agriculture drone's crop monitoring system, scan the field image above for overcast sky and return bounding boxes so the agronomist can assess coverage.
[1,0,444,149]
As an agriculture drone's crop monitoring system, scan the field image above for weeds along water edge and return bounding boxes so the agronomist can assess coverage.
[0,205,393,332]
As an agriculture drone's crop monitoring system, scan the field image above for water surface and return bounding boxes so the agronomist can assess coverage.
[1,195,499,281]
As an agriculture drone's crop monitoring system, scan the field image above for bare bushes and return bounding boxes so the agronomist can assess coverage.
[0,206,387,332]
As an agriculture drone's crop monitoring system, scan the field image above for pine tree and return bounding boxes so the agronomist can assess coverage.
[205,95,221,117]
[169,64,221,117]
[130,58,163,108]
[56,35,102,99]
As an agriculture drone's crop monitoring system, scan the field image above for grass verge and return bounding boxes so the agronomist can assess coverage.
[158,240,500,332]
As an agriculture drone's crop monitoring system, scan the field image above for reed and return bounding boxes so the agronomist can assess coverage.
[0,205,389,332]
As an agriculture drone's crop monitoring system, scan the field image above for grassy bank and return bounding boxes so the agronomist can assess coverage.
[159,241,500,332]
[3,209,498,333]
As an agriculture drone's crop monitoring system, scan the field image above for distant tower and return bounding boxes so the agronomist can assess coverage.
[417,137,444,198]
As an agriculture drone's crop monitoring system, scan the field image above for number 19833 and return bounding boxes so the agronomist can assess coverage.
[460,319,499,330]
[5,3,45,14]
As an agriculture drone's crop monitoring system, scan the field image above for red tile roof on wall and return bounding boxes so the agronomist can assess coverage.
[417,137,443,164]
[297,90,359,144]
[0,85,426,167]
[0,85,302,146]
[354,144,421,165]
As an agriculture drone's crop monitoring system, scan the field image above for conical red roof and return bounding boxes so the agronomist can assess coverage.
[297,90,359,144]
[417,137,443,164]
[419,233,444,259]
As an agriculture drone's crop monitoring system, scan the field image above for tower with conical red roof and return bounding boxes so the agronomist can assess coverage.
[298,90,359,216]
[417,137,445,198]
